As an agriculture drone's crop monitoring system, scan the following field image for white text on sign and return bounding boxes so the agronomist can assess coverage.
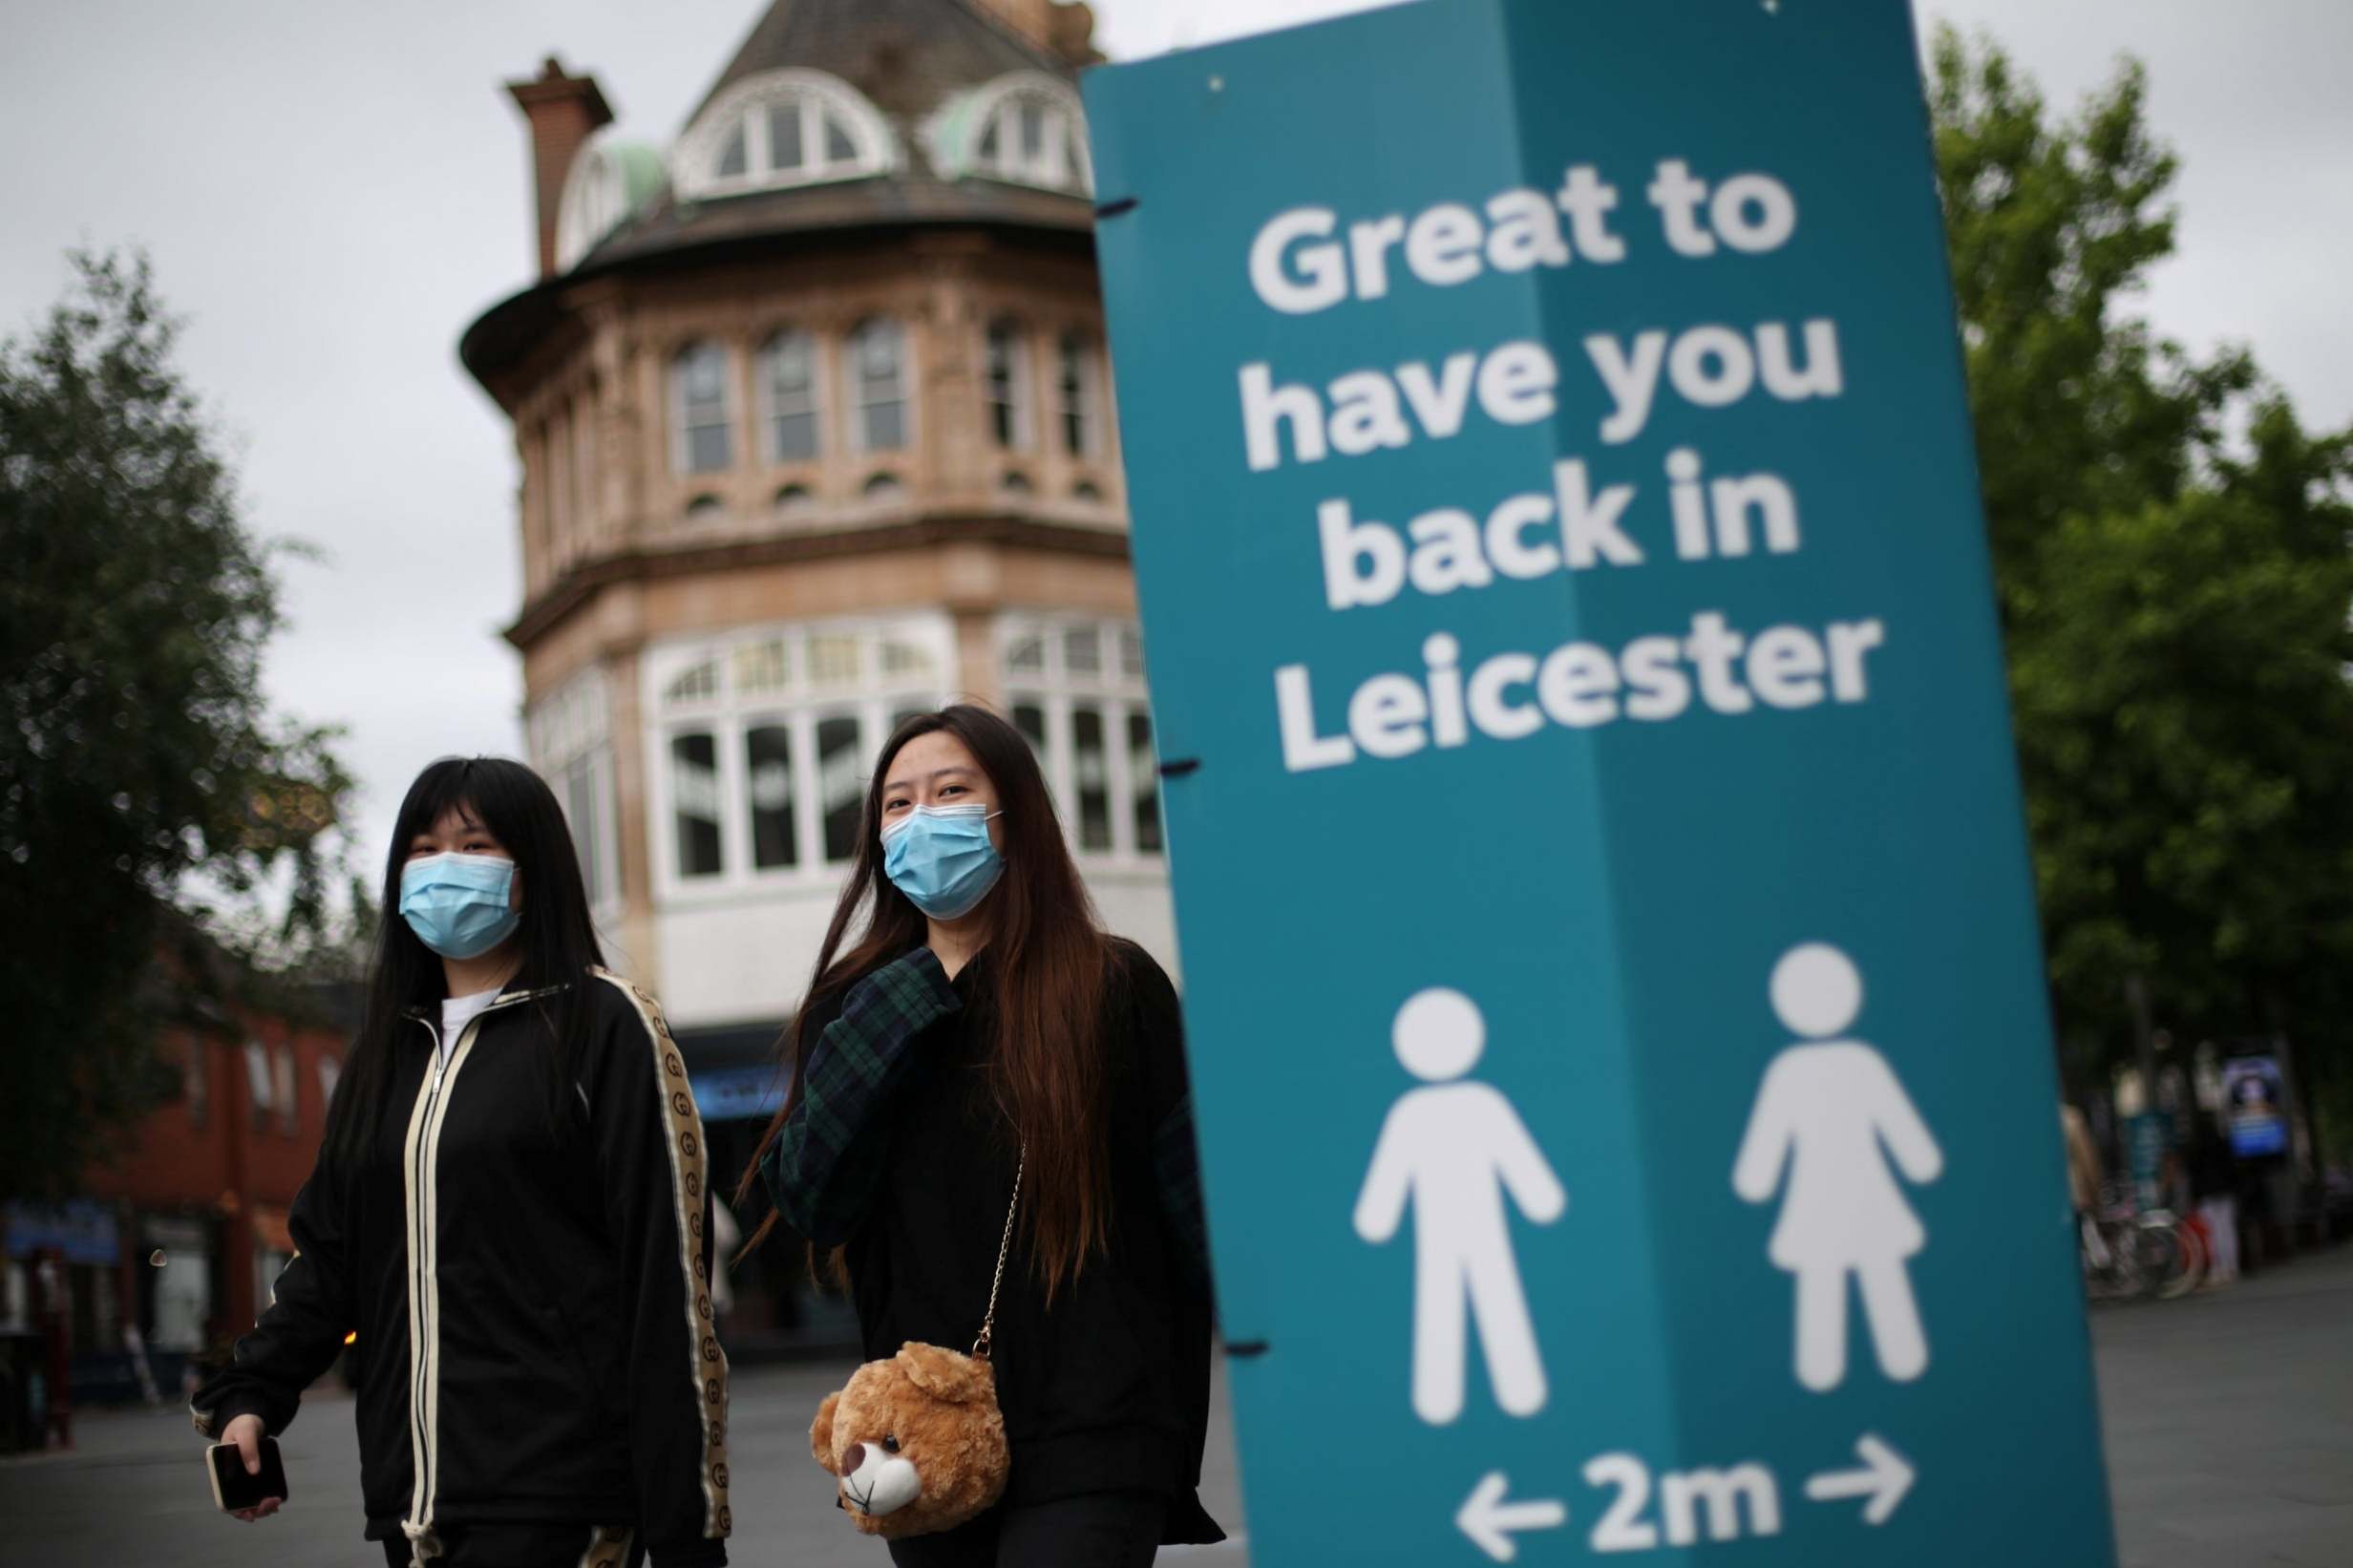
[1227,158,1904,775]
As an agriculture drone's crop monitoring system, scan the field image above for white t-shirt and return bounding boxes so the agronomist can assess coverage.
[438,989,502,1070]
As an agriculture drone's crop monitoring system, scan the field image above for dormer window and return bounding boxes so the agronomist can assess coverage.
[674,70,894,201]
[929,74,1092,197]
[555,134,665,273]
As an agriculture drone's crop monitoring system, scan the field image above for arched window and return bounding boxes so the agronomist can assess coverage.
[774,483,815,517]
[675,71,894,200]
[986,320,1033,450]
[1057,332,1103,458]
[935,74,1092,196]
[670,342,732,475]
[998,616,1160,859]
[665,659,719,706]
[759,329,821,462]
[863,473,906,501]
[648,618,956,890]
[555,136,665,272]
[848,320,910,454]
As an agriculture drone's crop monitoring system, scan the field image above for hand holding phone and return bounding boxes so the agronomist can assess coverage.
[209,1414,289,1521]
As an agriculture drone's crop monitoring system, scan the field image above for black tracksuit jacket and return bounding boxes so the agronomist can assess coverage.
[192,970,731,1566]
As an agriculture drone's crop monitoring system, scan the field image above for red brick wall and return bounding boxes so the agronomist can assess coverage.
[87,1013,345,1337]
[95,1020,338,1210]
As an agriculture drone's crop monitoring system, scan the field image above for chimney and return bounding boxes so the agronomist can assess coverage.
[504,56,615,281]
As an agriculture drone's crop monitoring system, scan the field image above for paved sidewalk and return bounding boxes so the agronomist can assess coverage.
[2095,1243,2353,1567]
[0,1357,1247,1568]
[2,1246,2345,1565]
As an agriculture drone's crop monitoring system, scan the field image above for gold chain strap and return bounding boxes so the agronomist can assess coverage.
[971,1141,1027,1361]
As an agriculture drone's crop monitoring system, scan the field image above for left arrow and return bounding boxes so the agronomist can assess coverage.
[1456,1470,1567,1563]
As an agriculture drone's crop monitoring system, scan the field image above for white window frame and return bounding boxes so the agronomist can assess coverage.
[669,341,734,476]
[739,712,804,876]
[244,1042,273,1113]
[998,614,1160,865]
[757,328,825,465]
[645,617,957,903]
[662,727,731,885]
[937,73,1093,197]
[1056,332,1104,459]
[846,318,915,456]
[526,668,622,916]
[673,70,897,201]
[985,319,1035,451]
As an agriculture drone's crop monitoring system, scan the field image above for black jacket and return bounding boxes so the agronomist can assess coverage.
[192,970,731,1566]
[765,939,1220,1543]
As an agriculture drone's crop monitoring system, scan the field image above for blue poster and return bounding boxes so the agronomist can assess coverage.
[1085,1,2114,1563]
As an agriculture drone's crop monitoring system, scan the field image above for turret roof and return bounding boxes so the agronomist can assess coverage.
[687,0,1068,128]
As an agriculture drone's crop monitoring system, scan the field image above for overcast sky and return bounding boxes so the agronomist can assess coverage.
[4,0,2347,877]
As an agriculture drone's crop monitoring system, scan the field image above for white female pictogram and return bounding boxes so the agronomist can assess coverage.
[1733,943,1943,1392]
[1355,988,1565,1426]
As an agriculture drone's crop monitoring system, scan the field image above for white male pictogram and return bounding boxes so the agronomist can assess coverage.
[1355,988,1566,1426]
[1734,943,1943,1392]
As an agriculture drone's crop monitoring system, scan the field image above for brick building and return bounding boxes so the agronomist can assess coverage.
[3,997,351,1404]
[459,0,1161,1343]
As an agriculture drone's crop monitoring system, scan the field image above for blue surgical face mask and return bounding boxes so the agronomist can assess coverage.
[881,804,1004,921]
[399,852,522,960]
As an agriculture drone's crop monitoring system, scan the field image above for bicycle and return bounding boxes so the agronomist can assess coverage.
[2079,1195,2200,1302]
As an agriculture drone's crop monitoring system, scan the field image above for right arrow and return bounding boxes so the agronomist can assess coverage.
[1456,1470,1567,1563]
[1804,1432,1916,1526]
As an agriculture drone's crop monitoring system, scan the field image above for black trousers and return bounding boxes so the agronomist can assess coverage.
[378,1523,644,1568]
[885,1491,1167,1568]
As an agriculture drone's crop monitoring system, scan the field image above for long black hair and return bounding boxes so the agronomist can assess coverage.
[323,757,605,1166]
[738,705,1113,1297]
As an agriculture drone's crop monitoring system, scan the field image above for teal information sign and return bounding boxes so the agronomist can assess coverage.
[1084,1,2114,1563]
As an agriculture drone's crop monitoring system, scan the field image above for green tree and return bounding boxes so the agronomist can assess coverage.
[0,251,357,1200]
[1930,31,2353,1131]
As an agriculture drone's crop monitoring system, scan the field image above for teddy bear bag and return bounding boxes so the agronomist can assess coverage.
[810,1146,1024,1538]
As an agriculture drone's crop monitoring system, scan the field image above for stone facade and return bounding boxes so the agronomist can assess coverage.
[461,0,1169,1049]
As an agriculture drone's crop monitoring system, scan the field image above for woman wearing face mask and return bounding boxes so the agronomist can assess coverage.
[192,757,731,1568]
[743,705,1220,1567]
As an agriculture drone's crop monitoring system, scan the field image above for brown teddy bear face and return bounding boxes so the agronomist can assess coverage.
[811,1343,1010,1539]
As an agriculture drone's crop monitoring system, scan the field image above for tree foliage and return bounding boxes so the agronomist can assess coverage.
[1930,32,2353,1124]
[0,251,358,1199]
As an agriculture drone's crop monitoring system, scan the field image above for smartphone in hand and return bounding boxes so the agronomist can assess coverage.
[207,1438,290,1513]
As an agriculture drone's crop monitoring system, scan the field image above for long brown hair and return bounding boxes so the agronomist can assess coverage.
[735,704,1113,1297]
